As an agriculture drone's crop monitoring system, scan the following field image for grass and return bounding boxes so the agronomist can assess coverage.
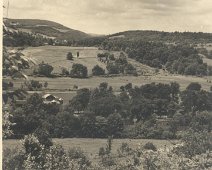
[3,138,174,157]
[8,74,212,92]
[5,45,212,104]
[22,46,107,75]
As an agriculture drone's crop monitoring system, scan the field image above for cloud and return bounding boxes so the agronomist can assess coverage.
[3,0,212,34]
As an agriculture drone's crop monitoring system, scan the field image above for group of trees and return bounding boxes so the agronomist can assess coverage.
[97,52,137,75]
[9,82,212,139]
[101,40,211,76]
[3,30,50,47]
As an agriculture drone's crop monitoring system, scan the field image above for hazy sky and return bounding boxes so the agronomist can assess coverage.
[3,0,212,34]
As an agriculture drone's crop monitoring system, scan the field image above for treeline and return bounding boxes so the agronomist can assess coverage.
[3,29,51,47]
[101,40,212,76]
[9,82,212,139]
[74,30,212,46]
[110,30,212,44]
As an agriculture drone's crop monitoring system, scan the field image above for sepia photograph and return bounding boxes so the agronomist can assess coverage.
[2,0,212,169]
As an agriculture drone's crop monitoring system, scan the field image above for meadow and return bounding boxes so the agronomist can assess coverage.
[3,138,173,158]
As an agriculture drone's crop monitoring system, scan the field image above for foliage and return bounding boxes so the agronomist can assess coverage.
[173,130,212,158]
[67,52,74,60]
[181,83,212,112]
[107,113,124,136]
[101,40,210,76]
[70,63,88,78]
[68,147,91,167]
[3,30,49,47]
[2,111,15,139]
[24,80,43,91]
[143,142,157,151]
[34,62,54,77]
[92,65,105,76]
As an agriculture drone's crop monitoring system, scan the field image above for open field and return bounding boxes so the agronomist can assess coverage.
[21,46,109,75]
[7,74,212,91]
[3,138,174,158]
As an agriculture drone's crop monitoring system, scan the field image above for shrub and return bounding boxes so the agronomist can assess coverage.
[92,65,105,76]
[68,147,91,167]
[106,63,119,74]
[26,80,43,90]
[67,52,73,60]
[100,155,116,167]
[99,147,107,156]
[174,130,212,158]
[70,64,88,78]
[3,148,25,170]
[44,144,69,170]
[34,62,54,77]
[143,142,157,151]
[117,142,133,157]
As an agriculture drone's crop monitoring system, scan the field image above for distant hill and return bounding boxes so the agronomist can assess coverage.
[4,18,91,40]
[108,30,212,44]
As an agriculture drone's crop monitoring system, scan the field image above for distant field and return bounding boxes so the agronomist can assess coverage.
[22,46,109,75]
[3,138,174,157]
[8,74,212,91]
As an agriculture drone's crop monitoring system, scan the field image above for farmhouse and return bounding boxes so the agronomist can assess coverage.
[42,94,63,105]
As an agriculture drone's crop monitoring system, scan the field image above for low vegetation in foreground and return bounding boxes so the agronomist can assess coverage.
[3,130,212,170]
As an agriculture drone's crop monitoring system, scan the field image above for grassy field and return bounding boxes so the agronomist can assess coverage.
[8,74,212,92]
[22,46,109,75]
[5,45,212,104]
[3,138,174,157]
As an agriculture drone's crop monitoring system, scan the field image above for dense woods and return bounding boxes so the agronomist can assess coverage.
[8,82,212,139]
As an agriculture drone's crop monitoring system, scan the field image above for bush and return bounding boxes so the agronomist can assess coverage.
[117,142,132,157]
[106,63,119,74]
[92,65,105,76]
[3,148,25,170]
[174,130,212,158]
[68,147,91,167]
[100,155,116,167]
[44,144,69,170]
[67,52,73,60]
[143,142,157,151]
[26,80,42,90]
[70,64,88,78]
[99,147,107,156]
[34,62,54,77]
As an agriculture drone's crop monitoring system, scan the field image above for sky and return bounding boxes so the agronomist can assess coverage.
[3,0,212,34]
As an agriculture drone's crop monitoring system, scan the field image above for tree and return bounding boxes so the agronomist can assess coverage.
[70,64,88,78]
[92,65,105,76]
[44,81,48,88]
[186,82,201,91]
[68,88,90,111]
[106,63,119,74]
[67,52,73,60]
[107,113,124,136]
[124,63,137,75]
[35,62,53,77]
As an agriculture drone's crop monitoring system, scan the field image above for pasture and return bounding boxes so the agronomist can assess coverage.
[21,46,109,75]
